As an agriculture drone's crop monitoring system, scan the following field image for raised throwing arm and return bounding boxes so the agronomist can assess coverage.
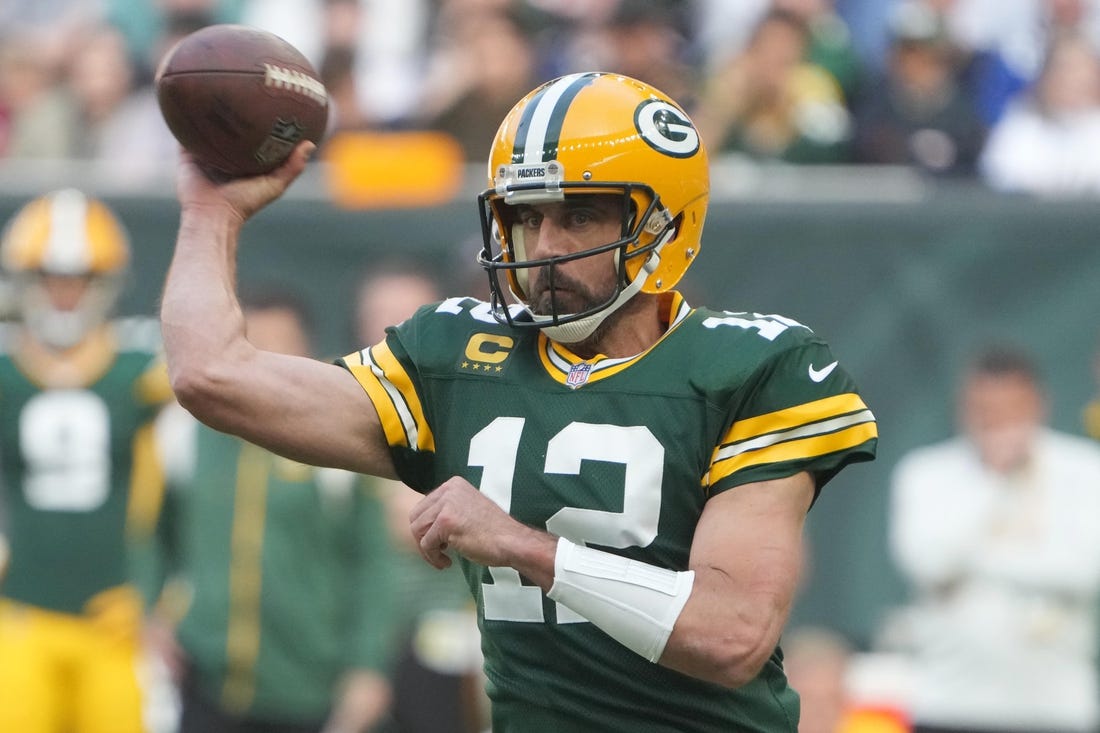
[160,144,397,477]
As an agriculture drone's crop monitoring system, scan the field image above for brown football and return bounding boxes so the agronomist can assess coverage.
[156,24,328,177]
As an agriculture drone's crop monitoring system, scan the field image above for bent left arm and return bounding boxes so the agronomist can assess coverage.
[660,472,813,687]
[410,471,814,689]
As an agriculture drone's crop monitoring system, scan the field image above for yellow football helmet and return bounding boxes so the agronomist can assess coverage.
[0,189,130,348]
[477,72,709,342]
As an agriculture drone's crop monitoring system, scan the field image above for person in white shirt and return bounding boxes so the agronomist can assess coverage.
[890,345,1100,733]
[980,31,1100,196]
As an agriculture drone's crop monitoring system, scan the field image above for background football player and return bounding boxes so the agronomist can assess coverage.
[0,189,170,733]
[141,287,398,733]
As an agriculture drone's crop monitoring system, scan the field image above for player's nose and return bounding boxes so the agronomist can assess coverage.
[529,219,573,259]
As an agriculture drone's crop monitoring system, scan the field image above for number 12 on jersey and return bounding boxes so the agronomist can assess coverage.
[470,417,664,624]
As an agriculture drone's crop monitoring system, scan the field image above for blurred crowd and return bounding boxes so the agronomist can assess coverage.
[6,0,1100,195]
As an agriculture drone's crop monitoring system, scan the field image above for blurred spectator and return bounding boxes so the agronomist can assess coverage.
[554,0,698,107]
[144,287,397,733]
[782,626,854,733]
[690,0,771,71]
[0,33,80,158]
[307,0,369,133]
[354,0,431,127]
[415,4,539,162]
[317,0,362,51]
[66,25,142,156]
[239,0,325,66]
[1,0,106,78]
[943,0,1100,124]
[776,0,865,104]
[853,0,987,176]
[979,31,1100,195]
[67,23,179,179]
[783,624,914,733]
[106,0,241,83]
[519,0,622,80]
[889,345,1100,733]
[351,262,487,733]
[320,45,369,134]
[146,7,220,81]
[312,0,409,134]
[693,9,852,164]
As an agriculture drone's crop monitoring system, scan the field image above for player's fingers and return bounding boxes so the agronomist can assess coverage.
[274,141,315,182]
[418,521,453,570]
[408,492,437,530]
[244,141,313,203]
[408,480,451,526]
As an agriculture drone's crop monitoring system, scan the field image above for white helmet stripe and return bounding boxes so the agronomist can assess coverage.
[521,72,598,164]
[44,189,92,275]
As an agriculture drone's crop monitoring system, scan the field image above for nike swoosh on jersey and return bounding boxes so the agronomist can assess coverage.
[808,361,839,382]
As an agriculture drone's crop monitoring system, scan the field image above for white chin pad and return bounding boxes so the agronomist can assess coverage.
[535,312,606,344]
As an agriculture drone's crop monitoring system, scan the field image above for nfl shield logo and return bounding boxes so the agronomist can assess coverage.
[566,362,592,389]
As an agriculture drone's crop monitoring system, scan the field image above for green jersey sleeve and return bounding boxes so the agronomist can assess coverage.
[705,326,877,497]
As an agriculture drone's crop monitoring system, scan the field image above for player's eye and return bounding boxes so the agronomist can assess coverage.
[517,210,542,229]
[567,209,596,228]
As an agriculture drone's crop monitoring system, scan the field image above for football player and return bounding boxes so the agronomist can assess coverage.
[161,73,878,731]
[0,189,170,733]
[143,289,398,733]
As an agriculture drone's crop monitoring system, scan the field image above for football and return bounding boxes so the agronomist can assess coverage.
[156,24,329,177]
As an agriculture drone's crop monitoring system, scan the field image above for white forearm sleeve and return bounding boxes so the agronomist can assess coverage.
[546,538,695,663]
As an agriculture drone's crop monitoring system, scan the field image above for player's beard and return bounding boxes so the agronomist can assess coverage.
[529,266,613,319]
[529,264,647,356]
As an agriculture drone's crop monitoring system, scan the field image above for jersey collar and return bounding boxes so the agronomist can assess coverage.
[537,291,692,389]
[12,325,118,388]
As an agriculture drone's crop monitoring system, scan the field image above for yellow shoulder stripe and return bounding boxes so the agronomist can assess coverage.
[709,420,877,485]
[722,393,870,446]
[342,343,434,452]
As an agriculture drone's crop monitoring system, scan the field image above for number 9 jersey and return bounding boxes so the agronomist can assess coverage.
[0,317,169,614]
[339,293,877,732]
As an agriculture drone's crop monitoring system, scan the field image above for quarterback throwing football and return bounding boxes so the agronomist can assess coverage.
[161,72,878,732]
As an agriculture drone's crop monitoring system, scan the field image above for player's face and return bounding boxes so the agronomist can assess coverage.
[39,274,91,311]
[513,195,622,316]
[959,372,1046,473]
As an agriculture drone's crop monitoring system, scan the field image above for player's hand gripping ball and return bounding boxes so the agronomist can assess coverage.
[156,24,328,177]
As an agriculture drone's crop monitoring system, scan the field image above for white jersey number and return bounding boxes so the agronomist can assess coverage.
[20,390,112,511]
[702,312,808,341]
[470,417,663,623]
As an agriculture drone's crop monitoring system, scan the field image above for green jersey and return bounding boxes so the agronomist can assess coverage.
[339,293,877,732]
[150,420,397,722]
[0,319,167,614]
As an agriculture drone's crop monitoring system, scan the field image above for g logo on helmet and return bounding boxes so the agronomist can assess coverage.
[634,100,700,158]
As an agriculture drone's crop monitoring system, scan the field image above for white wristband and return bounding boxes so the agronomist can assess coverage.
[546,538,695,663]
